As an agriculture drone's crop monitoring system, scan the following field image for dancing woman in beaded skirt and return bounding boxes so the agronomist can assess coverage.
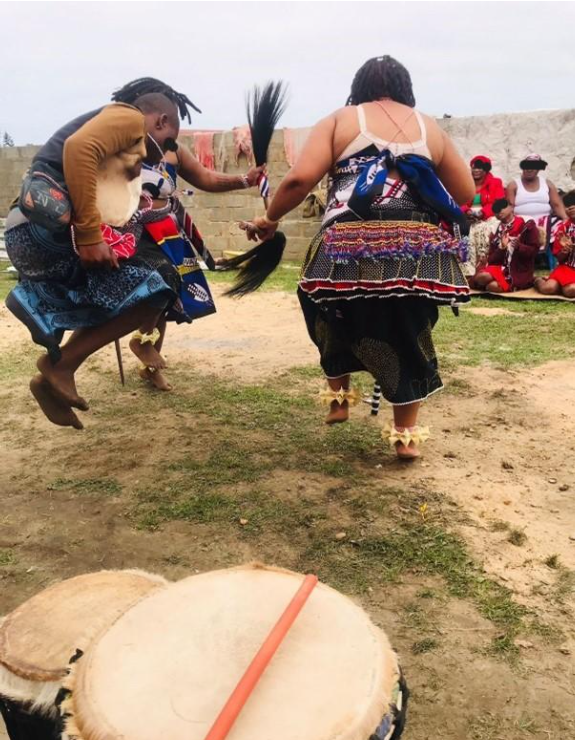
[243,56,475,459]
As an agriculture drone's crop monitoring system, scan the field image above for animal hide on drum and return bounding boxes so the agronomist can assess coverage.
[96,152,143,227]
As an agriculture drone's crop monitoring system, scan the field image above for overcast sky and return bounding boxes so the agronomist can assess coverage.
[1,1,573,145]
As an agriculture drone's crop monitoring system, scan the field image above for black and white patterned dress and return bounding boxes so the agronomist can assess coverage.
[298,106,470,405]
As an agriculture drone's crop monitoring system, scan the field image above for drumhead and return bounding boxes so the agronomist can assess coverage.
[65,564,399,740]
[0,569,166,684]
[96,152,142,227]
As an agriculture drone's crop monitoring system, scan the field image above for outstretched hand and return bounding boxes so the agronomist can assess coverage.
[239,215,278,243]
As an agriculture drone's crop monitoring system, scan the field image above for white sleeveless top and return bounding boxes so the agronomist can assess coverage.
[514,175,551,220]
[339,104,432,161]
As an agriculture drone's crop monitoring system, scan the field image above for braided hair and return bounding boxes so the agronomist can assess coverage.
[346,56,415,108]
[111,77,201,123]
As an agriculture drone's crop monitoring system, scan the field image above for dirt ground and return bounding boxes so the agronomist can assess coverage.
[1,285,575,739]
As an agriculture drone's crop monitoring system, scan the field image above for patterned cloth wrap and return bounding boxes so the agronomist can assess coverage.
[139,161,216,322]
[4,214,173,361]
[100,223,137,259]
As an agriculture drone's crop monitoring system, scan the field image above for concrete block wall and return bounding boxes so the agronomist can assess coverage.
[1,109,574,261]
[0,145,39,218]
[177,131,321,261]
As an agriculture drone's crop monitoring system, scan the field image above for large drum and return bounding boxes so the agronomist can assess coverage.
[96,151,143,228]
[0,569,167,740]
[61,564,407,740]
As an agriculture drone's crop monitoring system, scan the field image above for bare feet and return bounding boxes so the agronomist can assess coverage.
[129,337,167,370]
[36,354,89,411]
[139,367,173,391]
[325,400,349,425]
[394,441,420,460]
[30,375,84,429]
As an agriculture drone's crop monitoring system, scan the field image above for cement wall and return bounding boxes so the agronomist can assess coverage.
[1,109,574,260]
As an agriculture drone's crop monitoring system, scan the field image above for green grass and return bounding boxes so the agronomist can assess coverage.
[208,262,301,293]
[544,554,561,569]
[435,300,575,369]
[0,549,16,566]
[412,637,439,654]
[0,260,17,301]
[507,528,528,547]
[47,477,123,496]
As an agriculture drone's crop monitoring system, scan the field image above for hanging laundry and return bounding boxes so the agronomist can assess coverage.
[232,125,253,165]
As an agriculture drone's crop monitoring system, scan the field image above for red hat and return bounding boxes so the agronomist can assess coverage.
[470,155,492,172]
[470,155,492,167]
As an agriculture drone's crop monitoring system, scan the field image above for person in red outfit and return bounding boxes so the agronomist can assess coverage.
[474,199,540,293]
[535,190,575,298]
[461,155,505,224]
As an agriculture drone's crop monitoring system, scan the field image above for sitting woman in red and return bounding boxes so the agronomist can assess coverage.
[535,190,575,298]
[461,155,505,223]
[474,198,540,293]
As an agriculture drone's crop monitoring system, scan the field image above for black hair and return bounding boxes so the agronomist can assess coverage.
[563,190,575,208]
[493,198,510,213]
[471,158,492,173]
[346,56,415,107]
[112,77,201,124]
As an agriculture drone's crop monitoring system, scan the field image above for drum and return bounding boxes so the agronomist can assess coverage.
[0,569,167,740]
[61,564,407,740]
[96,151,143,228]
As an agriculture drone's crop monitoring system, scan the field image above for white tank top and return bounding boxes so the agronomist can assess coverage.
[514,175,551,219]
[338,105,432,161]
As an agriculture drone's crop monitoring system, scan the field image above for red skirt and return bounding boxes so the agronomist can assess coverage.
[481,265,511,292]
[548,264,575,287]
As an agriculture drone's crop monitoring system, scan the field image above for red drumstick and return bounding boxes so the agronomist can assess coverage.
[203,573,318,740]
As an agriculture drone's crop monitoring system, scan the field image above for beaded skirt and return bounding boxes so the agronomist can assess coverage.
[299,220,470,306]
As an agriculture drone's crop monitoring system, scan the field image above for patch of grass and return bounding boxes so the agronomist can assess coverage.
[469,712,540,739]
[544,554,561,569]
[554,568,575,603]
[436,301,575,369]
[0,343,37,382]
[490,520,510,533]
[47,477,122,496]
[487,632,520,660]
[443,377,474,395]
[507,528,527,546]
[0,260,18,301]
[412,637,439,654]
[0,549,16,566]
[208,262,300,293]
[527,618,564,644]
[166,443,267,486]
[416,587,439,599]
[299,520,527,647]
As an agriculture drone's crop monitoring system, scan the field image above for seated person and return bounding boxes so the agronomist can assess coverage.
[461,155,505,224]
[507,153,567,268]
[474,198,540,293]
[508,153,566,219]
[535,190,575,298]
[460,155,505,278]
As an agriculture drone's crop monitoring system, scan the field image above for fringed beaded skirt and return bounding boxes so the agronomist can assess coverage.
[298,220,470,405]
